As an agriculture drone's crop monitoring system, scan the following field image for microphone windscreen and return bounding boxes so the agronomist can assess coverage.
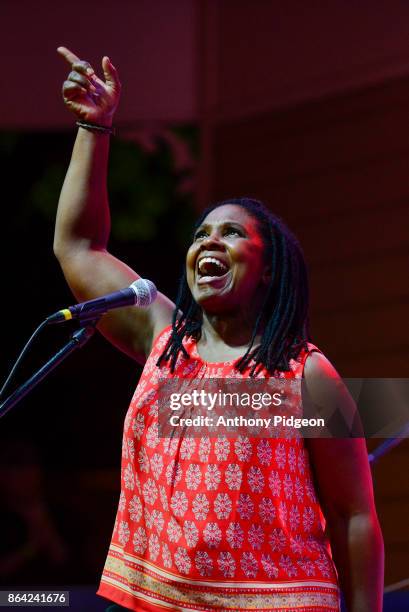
[130,279,158,307]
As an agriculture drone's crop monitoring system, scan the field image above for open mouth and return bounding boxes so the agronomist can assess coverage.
[197,256,230,283]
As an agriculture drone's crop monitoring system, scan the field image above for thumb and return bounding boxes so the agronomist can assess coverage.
[102,56,121,91]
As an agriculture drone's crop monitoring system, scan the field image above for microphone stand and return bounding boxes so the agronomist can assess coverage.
[368,421,409,465]
[0,321,97,420]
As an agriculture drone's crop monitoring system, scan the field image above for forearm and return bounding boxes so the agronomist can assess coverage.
[329,511,384,612]
[54,127,111,258]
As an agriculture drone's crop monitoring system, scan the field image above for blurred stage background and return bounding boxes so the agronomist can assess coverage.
[1,1,408,609]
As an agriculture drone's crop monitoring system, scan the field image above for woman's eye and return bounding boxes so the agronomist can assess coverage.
[224,228,242,237]
[193,227,243,240]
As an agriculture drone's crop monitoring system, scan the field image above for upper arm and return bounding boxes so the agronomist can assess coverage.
[56,246,175,364]
[304,352,376,519]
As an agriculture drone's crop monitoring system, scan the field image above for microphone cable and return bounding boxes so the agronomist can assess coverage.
[0,318,50,401]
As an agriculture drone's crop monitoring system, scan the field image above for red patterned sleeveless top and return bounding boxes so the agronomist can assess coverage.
[98,326,340,611]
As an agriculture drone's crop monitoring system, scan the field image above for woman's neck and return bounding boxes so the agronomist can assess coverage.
[200,310,263,349]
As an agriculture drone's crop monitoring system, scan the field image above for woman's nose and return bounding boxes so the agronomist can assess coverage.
[200,233,224,250]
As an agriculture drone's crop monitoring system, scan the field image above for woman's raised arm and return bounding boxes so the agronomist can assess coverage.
[54,47,174,363]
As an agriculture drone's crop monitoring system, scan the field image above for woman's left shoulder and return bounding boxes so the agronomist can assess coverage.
[303,346,341,381]
[289,342,335,380]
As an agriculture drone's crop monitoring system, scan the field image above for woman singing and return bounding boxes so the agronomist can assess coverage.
[55,47,383,611]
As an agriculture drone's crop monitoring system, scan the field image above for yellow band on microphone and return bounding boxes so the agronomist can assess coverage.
[61,309,73,321]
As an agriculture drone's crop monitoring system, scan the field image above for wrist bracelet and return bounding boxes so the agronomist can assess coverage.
[76,120,115,135]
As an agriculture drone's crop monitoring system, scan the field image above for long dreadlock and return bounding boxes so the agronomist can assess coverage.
[157,198,311,376]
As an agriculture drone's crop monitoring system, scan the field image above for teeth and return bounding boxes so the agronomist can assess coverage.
[198,256,228,274]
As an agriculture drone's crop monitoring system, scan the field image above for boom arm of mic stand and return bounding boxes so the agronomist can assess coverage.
[368,421,409,465]
[0,323,97,420]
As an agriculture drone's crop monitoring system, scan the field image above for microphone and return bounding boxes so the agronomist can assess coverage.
[46,278,157,324]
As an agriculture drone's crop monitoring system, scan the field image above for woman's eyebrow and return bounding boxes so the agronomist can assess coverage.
[197,220,247,230]
[220,220,248,233]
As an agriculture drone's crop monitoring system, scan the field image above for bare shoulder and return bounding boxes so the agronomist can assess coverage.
[303,350,349,414]
[304,349,340,380]
[303,348,360,437]
[303,350,374,515]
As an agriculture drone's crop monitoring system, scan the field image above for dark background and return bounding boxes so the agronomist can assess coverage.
[0,129,197,585]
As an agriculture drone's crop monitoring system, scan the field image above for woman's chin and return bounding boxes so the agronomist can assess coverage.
[193,283,235,313]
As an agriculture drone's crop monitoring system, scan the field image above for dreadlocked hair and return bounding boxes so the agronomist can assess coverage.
[156,197,311,376]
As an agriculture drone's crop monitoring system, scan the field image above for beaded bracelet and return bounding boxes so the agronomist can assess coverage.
[76,120,115,135]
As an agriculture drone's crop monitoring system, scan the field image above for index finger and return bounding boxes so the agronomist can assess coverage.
[57,46,81,66]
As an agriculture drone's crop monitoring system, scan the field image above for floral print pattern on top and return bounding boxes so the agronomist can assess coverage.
[98,326,340,611]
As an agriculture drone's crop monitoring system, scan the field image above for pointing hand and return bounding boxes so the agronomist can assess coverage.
[57,46,121,126]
